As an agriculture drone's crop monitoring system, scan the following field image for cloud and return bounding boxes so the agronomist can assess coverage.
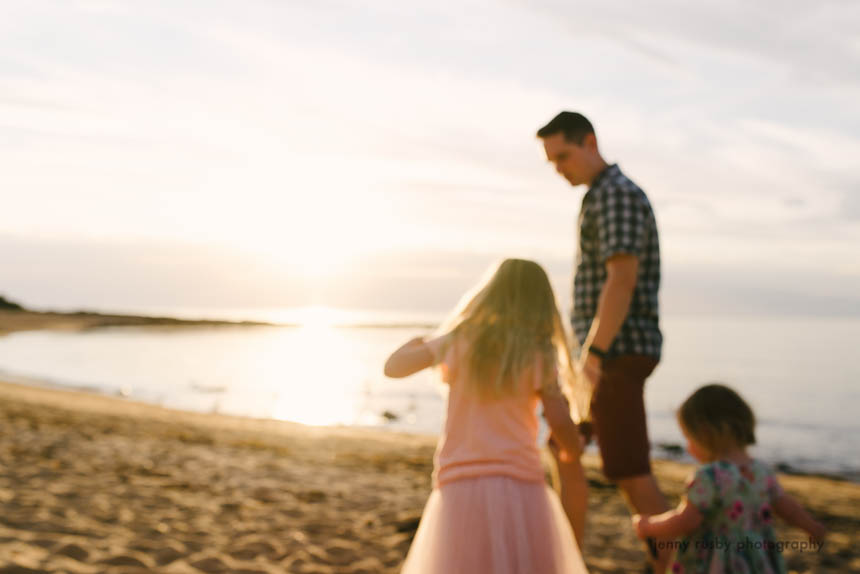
[525,0,860,87]
[1,1,858,316]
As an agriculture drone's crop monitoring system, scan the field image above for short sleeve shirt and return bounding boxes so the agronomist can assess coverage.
[424,333,546,488]
[572,164,662,360]
[673,460,787,573]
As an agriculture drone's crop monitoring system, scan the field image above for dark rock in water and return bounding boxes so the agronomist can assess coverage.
[0,295,24,311]
[587,477,617,490]
[190,382,227,393]
[382,410,399,422]
[657,443,685,457]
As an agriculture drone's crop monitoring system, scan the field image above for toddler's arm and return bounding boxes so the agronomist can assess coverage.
[773,492,827,543]
[384,336,436,378]
[632,499,703,540]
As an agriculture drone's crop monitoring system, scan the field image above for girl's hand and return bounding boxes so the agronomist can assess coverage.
[632,514,650,539]
[548,433,577,463]
[577,353,602,390]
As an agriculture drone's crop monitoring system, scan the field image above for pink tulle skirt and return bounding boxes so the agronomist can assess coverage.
[400,475,588,574]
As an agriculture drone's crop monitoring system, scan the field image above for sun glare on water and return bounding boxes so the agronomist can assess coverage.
[268,305,365,426]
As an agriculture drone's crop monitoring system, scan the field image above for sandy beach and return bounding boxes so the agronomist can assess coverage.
[0,312,858,573]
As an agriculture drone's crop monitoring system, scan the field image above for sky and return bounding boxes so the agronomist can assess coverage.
[1,0,859,320]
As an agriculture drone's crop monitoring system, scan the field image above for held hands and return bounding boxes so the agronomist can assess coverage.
[547,432,586,463]
[632,514,651,539]
[577,351,602,390]
[547,434,565,462]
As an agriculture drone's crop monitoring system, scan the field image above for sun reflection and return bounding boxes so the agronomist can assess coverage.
[268,311,361,426]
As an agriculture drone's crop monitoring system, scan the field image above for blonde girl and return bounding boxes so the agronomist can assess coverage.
[385,258,590,574]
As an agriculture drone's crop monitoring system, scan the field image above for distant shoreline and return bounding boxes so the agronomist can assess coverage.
[0,309,279,335]
[0,309,438,335]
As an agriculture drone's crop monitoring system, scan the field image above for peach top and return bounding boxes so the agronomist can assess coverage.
[425,333,551,488]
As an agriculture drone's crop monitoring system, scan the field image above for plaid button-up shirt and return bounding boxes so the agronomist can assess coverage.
[571,164,662,361]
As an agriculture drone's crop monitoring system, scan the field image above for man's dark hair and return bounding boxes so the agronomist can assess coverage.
[536,111,595,144]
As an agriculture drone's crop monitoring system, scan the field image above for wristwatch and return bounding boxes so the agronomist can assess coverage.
[588,345,608,362]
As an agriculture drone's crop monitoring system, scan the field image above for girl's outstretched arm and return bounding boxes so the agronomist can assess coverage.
[384,336,436,378]
[773,493,827,543]
[633,499,703,540]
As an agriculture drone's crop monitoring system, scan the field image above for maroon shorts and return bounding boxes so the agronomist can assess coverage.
[588,354,659,481]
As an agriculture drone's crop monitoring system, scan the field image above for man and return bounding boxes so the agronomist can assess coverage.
[537,111,670,572]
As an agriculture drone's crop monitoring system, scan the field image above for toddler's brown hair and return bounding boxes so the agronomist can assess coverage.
[678,384,756,455]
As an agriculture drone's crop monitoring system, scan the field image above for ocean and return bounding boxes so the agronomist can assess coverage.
[0,308,857,480]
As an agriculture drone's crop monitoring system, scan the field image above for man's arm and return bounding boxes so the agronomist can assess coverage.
[582,254,638,367]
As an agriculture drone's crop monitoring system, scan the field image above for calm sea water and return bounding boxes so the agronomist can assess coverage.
[0,311,857,480]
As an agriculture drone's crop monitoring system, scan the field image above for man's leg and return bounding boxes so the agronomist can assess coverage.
[591,355,669,572]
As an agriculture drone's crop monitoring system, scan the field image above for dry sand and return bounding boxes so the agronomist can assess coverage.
[1,380,857,574]
[0,311,857,573]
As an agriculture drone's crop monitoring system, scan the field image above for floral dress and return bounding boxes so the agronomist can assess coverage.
[668,459,786,574]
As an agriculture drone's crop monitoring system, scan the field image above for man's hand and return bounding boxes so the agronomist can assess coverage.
[578,351,602,389]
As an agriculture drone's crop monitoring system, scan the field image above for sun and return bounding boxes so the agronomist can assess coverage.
[237,180,398,281]
[294,305,342,328]
[222,151,432,282]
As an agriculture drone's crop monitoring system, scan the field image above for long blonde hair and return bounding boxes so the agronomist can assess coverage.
[433,258,587,419]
